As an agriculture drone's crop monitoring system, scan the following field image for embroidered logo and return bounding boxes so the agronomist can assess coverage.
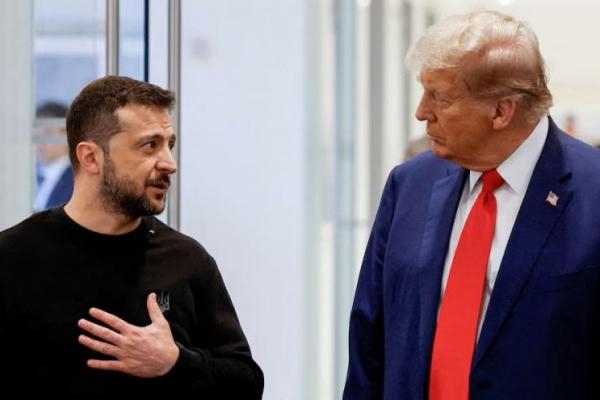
[156,290,170,313]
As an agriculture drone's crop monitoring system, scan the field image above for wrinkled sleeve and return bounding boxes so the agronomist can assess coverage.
[343,168,398,399]
[167,254,264,399]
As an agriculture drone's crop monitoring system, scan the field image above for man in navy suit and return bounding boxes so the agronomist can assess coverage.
[34,101,74,211]
[344,11,600,400]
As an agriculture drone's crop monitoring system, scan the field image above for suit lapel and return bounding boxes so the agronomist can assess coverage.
[473,120,572,368]
[48,167,74,207]
[417,166,466,375]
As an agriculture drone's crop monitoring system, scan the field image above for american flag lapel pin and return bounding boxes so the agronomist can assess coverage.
[545,190,559,207]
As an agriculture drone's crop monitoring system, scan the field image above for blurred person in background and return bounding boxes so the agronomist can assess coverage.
[404,135,431,161]
[33,101,74,211]
[564,113,577,136]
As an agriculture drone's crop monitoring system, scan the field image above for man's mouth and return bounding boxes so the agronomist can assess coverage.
[151,183,169,190]
[427,132,443,143]
[148,176,171,190]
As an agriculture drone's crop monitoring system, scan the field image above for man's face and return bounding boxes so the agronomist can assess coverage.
[99,104,176,218]
[415,69,493,168]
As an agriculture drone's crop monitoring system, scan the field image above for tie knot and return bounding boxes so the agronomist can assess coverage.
[481,170,504,194]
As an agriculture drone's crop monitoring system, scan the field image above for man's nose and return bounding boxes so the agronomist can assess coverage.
[415,95,435,122]
[157,148,177,175]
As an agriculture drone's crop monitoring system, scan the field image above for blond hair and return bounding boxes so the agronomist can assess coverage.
[406,11,552,123]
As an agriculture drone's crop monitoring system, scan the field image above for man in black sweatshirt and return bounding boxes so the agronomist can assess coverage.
[0,76,263,398]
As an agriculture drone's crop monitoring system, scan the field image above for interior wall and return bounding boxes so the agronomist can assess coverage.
[0,0,33,230]
[179,1,307,399]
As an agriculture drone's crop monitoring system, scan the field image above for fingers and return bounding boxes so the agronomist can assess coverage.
[78,297,177,378]
[78,334,120,358]
[86,358,124,373]
[78,318,123,345]
[147,293,167,324]
[88,307,130,333]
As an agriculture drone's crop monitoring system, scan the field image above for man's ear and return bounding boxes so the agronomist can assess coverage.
[492,97,518,130]
[75,141,103,175]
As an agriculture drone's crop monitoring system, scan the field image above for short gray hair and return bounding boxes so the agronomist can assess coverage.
[406,11,552,123]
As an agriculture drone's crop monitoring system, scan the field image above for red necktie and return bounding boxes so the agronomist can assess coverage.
[429,170,504,400]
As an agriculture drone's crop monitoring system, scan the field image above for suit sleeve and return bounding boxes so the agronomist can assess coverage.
[166,255,264,399]
[343,168,398,399]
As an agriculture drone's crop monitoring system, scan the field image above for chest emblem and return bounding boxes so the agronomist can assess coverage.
[156,290,170,313]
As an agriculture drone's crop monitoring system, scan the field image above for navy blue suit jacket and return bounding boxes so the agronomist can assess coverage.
[344,118,600,399]
[45,166,73,209]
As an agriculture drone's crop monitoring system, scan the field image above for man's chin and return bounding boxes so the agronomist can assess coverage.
[430,143,448,159]
[132,195,166,216]
[148,199,167,215]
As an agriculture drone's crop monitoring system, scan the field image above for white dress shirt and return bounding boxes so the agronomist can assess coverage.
[439,117,549,338]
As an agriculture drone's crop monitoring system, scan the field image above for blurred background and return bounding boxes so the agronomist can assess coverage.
[1,0,599,399]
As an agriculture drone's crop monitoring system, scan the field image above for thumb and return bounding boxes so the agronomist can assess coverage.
[147,292,167,324]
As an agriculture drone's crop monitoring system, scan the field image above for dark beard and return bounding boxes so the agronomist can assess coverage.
[100,157,170,218]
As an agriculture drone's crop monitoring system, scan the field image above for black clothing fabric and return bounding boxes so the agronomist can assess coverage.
[0,208,263,398]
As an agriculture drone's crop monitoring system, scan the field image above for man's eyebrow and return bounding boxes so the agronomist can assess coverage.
[135,133,177,145]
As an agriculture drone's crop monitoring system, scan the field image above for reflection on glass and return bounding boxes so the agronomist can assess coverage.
[34,0,106,106]
[31,0,147,211]
[33,102,73,211]
[32,0,106,211]
[119,0,146,81]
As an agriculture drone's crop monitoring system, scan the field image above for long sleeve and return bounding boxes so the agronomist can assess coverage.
[167,254,264,399]
[343,168,398,399]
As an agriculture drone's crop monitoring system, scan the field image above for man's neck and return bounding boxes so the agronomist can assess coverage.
[64,195,142,235]
[458,120,539,171]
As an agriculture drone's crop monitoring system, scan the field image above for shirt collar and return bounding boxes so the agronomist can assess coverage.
[468,116,549,195]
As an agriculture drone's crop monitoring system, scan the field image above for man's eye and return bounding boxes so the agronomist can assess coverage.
[168,141,175,150]
[435,97,451,107]
[143,142,156,151]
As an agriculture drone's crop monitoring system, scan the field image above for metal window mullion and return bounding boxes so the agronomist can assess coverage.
[167,0,181,229]
[106,0,119,75]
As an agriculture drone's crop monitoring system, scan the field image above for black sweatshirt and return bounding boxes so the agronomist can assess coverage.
[0,208,263,398]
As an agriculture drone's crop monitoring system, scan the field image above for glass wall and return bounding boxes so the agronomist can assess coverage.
[0,0,34,229]
[31,0,147,213]
[32,0,103,212]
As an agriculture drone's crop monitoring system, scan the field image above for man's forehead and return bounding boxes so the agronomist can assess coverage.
[116,103,169,118]
[419,68,467,95]
[419,69,458,85]
[116,104,172,130]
